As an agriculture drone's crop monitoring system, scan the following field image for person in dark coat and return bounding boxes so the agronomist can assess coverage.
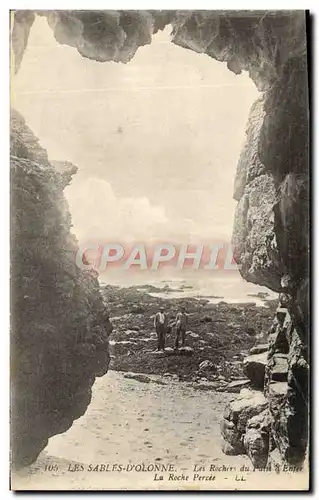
[154,306,168,351]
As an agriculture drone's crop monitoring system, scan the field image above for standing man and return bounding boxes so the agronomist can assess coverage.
[175,306,188,350]
[154,306,168,351]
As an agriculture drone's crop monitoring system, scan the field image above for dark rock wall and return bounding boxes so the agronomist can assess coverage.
[11,10,309,467]
[11,110,112,467]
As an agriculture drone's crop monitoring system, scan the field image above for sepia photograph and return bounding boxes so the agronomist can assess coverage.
[10,9,310,491]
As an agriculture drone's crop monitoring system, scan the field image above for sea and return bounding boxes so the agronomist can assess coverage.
[99,270,278,308]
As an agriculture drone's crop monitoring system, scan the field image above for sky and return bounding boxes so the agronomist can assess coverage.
[12,14,260,250]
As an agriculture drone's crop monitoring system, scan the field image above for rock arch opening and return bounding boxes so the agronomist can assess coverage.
[11,10,309,473]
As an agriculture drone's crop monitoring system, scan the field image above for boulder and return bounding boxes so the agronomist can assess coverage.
[276,307,288,325]
[188,331,199,339]
[243,352,268,389]
[123,373,151,384]
[221,389,268,457]
[270,354,288,382]
[224,389,268,434]
[268,448,284,470]
[124,329,142,337]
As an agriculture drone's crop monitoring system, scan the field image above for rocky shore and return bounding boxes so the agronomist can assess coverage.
[102,283,277,392]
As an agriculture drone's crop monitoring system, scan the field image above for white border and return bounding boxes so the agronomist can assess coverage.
[2,2,317,498]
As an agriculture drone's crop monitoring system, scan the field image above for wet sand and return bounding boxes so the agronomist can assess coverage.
[12,371,307,491]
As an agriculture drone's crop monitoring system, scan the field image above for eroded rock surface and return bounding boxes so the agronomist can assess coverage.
[243,352,267,389]
[11,9,309,469]
[221,389,268,455]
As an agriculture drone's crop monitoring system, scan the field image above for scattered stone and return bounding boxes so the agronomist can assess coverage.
[200,316,213,323]
[268,381,288,397]
[178,347,194,356]
[220,419,245,454]
[243,352,268,389]
[225,379,251,393]
[152,379,167,386]
[268,448,284,470]
[111,340,137,346]
[249,343,269,355]
[270,354,288,382]
[240,387,253,397]
[266,382,289,460]
[276,308,288,325]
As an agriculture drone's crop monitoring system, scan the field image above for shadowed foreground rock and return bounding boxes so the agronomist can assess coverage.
[11,9,309,469]
[11,110,112,467]
[221,389,268,456]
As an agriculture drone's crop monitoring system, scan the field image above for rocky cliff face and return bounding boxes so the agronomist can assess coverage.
[11,10,309,468]
[11,109,112,467]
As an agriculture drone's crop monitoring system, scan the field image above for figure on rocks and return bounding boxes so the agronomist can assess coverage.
[154,306,168,351]
[175,306,188,350]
